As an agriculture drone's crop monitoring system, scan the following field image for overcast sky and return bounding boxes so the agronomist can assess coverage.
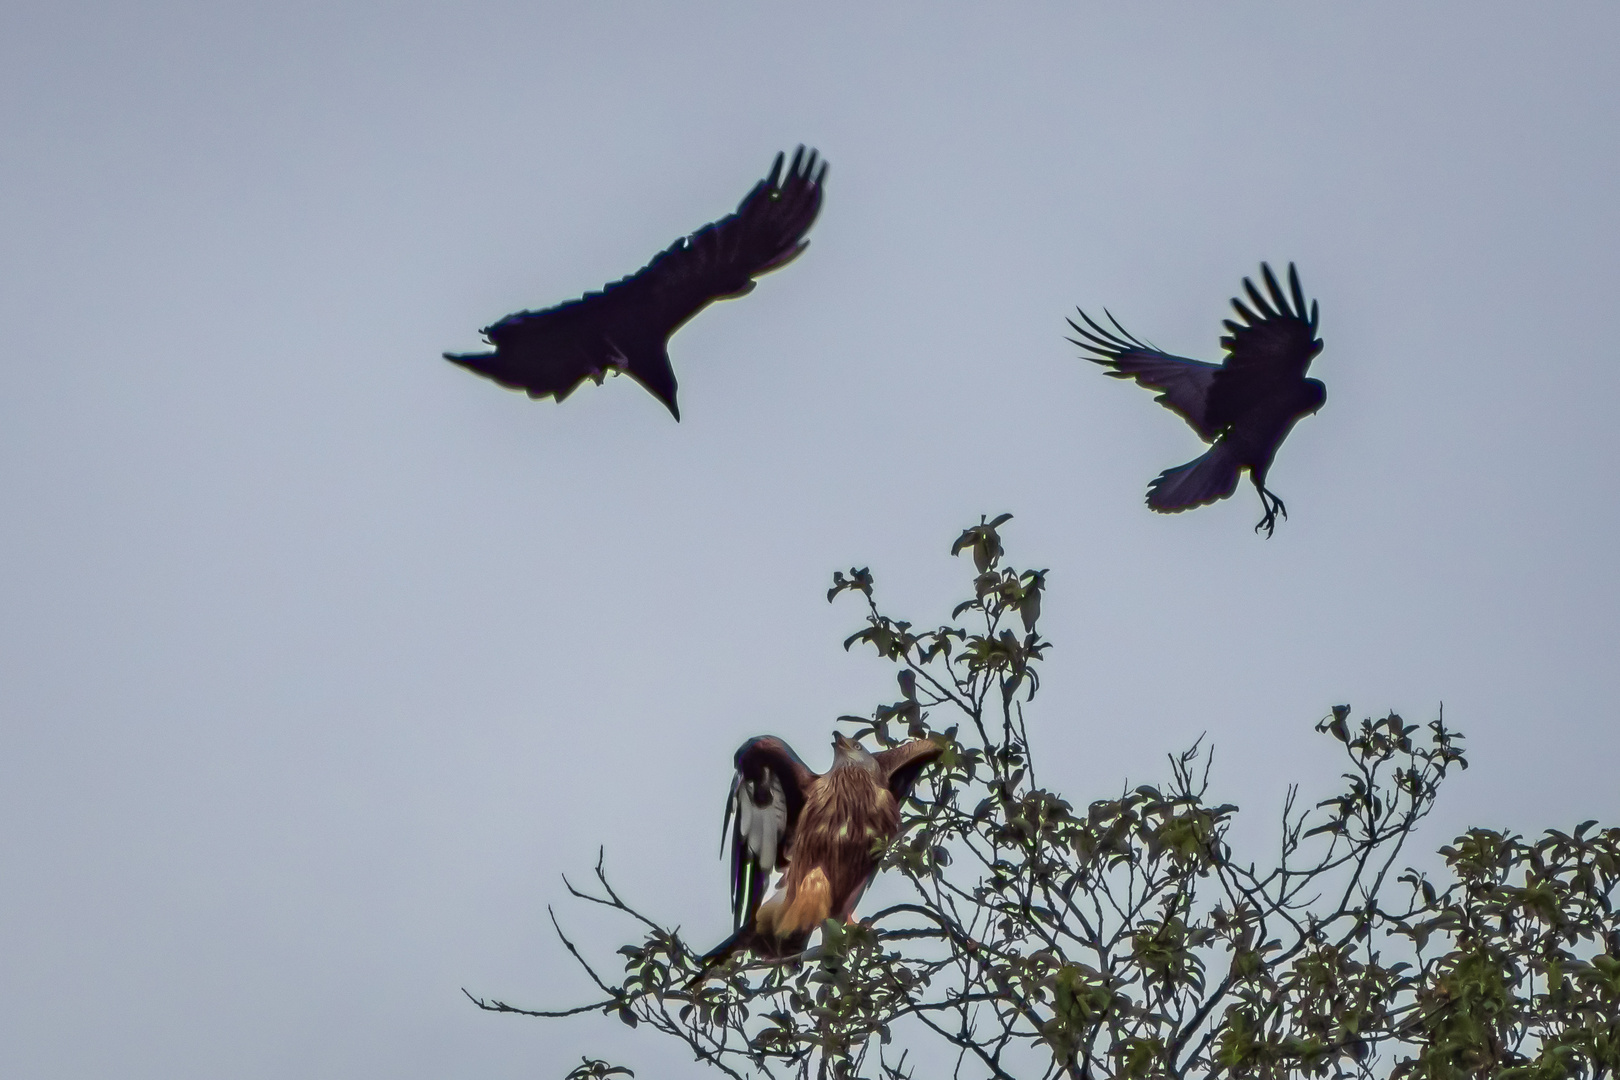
[3,3,1617,1077]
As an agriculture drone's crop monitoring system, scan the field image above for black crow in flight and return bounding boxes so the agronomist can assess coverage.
[1069,263,1324,537]
[444,147,828,420]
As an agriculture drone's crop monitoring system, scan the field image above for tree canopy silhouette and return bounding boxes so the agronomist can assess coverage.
[470,517,1620,1080]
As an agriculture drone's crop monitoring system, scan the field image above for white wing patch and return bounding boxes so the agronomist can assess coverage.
[738,769,789,874]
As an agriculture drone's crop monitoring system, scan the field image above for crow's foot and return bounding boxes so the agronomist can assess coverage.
[1253,487,1288,538]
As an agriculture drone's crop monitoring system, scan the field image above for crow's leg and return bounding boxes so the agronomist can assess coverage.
[1252,480,1287,538]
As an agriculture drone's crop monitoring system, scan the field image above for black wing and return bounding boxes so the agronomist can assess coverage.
[724,736,818,931]
[1206,263,1322,428]
[1069,309,1223,440]
[444,147,828,420]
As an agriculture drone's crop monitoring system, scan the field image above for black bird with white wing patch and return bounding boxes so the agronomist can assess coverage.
[444,147,827,420]
[1069,263,1325,536]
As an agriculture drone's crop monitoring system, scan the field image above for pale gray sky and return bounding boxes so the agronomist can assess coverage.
[2,3,1617,1077]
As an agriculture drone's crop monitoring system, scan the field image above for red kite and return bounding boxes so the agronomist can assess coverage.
[695,733,943,973]
[444,146,827,420]
[1070,263,1325,537]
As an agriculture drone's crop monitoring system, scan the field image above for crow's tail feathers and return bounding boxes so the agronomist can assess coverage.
[1146,441,1241,513]
[441,349,573,399]
[442,350,501,376]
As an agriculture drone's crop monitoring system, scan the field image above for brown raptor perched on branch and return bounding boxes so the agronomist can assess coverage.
[692,732,942,980]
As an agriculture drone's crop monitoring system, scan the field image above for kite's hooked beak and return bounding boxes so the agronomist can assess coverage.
[832,732,870,762]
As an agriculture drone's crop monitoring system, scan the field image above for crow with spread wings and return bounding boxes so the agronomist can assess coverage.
[444,147,828,420]
[691,732,942,981]
[1069,263,1325,537]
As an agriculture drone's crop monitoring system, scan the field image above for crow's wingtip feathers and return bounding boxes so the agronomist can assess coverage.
[772,145,828,191]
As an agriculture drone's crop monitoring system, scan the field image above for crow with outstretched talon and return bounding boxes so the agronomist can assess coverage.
[1069,263,1324,537]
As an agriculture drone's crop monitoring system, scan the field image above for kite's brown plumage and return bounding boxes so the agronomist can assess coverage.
[693,732,942,978]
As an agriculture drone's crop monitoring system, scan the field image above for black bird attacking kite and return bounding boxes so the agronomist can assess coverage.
[1069,263,1325,537]
[691,732,942,981]
[443,147,827,420]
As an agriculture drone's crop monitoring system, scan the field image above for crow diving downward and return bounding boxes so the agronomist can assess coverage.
[443,147,828,420]
[1069,263,1325,537]
[690,732,942,983]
